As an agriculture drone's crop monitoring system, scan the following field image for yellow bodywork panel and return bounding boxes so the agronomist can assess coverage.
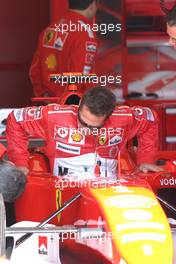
[90,186,174,264]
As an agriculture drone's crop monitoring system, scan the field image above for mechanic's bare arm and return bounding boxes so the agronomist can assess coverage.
[139,163,164,173]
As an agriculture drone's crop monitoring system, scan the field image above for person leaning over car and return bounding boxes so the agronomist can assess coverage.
[29,0,98,97]
[6,87,163,177]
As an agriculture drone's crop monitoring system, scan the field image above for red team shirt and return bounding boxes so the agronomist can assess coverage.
[29,11,97,97]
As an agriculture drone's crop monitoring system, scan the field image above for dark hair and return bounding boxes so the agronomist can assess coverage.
[0,161,26,202]
[79,87,116,117]
[160,0,176,26]
[69,0,95,10]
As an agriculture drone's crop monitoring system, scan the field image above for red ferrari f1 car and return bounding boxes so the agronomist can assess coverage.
[0,148,175,264]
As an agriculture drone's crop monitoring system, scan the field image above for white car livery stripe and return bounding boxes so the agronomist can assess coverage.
[112,113,132,116]
[48,110,77,115]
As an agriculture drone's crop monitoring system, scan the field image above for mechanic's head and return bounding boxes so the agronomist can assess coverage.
[160,1,176,48]
[78,87,116,130]
[166,6,176,48]
[0,161,26,202]
[69,0,99,20]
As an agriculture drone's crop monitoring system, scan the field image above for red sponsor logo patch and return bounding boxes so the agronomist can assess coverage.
[85,53,95,65]
[86,41,97,53]
[38,236,48,255]
[54,32,68,50]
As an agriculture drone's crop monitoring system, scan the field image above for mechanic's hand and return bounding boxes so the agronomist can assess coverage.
[138,163,164,173]
[17,166,29,176]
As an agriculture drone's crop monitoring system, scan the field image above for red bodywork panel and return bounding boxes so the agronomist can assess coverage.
[15,149,176,224]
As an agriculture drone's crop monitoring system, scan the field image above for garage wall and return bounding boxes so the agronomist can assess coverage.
[0,0,50,107]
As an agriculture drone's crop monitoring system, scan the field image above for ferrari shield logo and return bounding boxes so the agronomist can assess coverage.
[44,29,54,45]
[99,135,107,145]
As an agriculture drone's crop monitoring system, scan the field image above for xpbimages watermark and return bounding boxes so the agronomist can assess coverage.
[59,229,120,243]
[55,178,117,191]
[55,22,122,35]
[55,125,123,137]
[50,73,122,86]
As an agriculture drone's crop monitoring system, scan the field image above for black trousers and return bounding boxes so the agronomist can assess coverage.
[5,202,16,227]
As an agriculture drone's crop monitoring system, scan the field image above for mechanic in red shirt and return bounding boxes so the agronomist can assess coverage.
[6,87,163,177]
[30,0,98,97]
[160,0,176,49]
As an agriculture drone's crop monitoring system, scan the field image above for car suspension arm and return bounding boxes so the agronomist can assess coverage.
[15,192,81,248]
